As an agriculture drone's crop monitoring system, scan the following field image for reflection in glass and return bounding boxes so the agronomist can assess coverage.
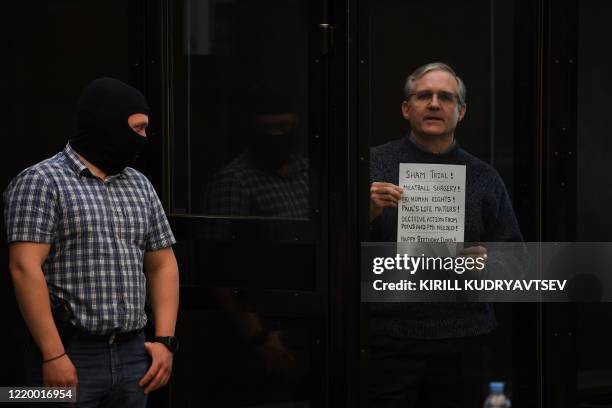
[202,91,309,218]
[172,239,318,406]
[173,0,310,218]
[175,308,313,406]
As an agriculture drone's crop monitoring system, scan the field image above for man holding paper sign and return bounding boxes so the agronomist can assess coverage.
[368,63,522,407]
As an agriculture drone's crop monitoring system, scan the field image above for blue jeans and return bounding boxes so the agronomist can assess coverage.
[26,328,150,408]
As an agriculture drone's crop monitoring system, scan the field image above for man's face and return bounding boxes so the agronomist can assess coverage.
[249,112,298,167]
[401,70,466,138]
[128,113,149,137]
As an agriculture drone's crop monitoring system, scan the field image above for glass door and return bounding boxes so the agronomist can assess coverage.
[163,0,330,406]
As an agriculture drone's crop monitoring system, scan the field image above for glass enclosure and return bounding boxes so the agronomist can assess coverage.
[167,0,325,406]
[361,0,536,405]
[171,0,312,219]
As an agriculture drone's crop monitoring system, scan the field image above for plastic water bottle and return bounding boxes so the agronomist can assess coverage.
[483,381,511,408]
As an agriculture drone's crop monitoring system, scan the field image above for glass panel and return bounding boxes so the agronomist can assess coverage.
[364,0,531,406]
[575,1,612,405]
[169,2,321,404]
[171,237,323,405]
[174,239,316,290]
[173,308,320,407]
[172,0,310,219]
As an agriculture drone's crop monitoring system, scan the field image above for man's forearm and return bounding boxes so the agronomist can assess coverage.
[147,266,179,336]
[10,266,65,359]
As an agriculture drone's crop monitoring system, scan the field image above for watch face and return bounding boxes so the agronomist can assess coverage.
[168,337,179,352]
[156,337,179,352]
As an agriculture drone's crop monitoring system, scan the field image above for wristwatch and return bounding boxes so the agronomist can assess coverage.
[153,336,179,353]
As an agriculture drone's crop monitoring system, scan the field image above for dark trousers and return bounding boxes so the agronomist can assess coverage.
[368,333,491,408]
[25,327,150,408]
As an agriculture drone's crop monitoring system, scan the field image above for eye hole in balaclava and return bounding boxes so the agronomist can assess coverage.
[69,77,150,175]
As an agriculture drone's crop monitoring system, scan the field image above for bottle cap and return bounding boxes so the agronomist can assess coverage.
[489,381,505,394]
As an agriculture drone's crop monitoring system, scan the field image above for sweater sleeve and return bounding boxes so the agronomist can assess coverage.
[482,172,523,243]
[481,172,528,280]
[368,145,396,242]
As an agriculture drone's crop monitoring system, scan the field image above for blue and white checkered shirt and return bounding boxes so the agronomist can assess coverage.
[3,143,176,334]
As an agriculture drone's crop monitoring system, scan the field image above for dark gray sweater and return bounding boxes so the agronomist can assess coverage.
[369,136,522,339]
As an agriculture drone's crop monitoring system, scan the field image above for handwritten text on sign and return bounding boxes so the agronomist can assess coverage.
[397,163,466,243]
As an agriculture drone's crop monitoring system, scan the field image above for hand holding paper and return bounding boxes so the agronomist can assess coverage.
[370,182,404,222]
[459,245,488,268]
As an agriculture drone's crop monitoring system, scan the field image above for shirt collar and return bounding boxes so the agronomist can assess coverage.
[63,143,128,181]
[408,134,457,155]
[63,143,89,176]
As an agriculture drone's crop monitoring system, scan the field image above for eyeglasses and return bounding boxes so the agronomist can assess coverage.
[408,91,459,107]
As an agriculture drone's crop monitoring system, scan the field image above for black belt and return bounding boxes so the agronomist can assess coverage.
[51,302,142,345]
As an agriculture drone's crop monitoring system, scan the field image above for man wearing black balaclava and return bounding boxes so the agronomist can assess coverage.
[70,77,150,175]
[202,90,309,218]
[4,78,179,407]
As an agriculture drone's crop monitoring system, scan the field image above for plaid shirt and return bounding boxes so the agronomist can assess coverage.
[203,152,309,218]
[3,144,176,334]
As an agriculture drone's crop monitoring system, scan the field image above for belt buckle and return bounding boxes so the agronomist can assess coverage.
[108,333,116,344]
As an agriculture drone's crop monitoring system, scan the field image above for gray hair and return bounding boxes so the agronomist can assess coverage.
[403,62,466,106]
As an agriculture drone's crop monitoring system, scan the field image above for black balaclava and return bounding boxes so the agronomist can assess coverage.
[246,91,297,170]
[70,77,150,175]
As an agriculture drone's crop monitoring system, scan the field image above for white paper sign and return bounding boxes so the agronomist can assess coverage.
[397,163,466,243]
